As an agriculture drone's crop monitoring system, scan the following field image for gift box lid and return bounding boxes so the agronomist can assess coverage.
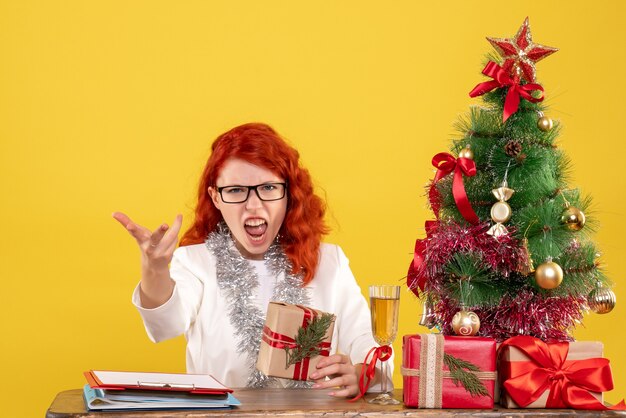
[263,302,335,340]
[500,340,603,361]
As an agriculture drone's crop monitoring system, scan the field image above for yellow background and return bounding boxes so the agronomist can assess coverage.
[1,1,625,415]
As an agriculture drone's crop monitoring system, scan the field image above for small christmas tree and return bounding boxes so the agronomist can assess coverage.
[407,17,617,342]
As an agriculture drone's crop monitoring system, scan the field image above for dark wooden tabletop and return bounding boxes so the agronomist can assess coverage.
[46,388,626,418]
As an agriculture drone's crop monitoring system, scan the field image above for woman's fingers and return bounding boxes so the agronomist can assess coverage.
[317,376,358,397]
[112,212,131,227]
[151,214,183,250]
[314,354,344,368]
[310,354,358,397]
[165,231,179,254]
[112,212,182,251]
[112,212,150,243]
[149,223,170,248]
[163,214,183,244]
[312,373,358,397]
[314,362,343,378]
[113,212,141,236]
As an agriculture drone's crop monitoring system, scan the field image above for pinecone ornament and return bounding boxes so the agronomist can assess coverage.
[504,140,522,157]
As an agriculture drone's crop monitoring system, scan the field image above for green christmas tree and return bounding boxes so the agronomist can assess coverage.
[407,17,616,341]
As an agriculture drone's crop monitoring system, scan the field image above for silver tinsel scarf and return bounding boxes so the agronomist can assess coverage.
[206,222,312,388]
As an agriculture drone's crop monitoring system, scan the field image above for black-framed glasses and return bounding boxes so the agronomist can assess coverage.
[216,182,287,204]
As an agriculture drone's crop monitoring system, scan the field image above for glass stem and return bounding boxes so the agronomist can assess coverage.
[380,358,388,394]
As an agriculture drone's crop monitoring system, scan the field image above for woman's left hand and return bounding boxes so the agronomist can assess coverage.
[309,354,361,397]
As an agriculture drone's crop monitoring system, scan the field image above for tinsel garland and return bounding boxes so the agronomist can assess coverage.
[434,291,586,342]
[206,222,312,388]
[417,222,585,341]
[417,222,525,288]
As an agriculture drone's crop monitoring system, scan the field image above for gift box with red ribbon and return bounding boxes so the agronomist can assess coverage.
[498,336,625,410]
[256,302,335,381]
[402,334,496,408]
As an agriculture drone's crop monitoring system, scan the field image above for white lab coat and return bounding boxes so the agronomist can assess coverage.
[133,242,393,389]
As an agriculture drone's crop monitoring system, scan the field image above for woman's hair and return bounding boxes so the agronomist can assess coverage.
[180,122,329,285]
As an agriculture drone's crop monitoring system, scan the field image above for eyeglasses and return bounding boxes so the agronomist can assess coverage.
[216,182,287,204]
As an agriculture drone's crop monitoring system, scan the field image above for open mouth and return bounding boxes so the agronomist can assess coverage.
[244,219,267,242]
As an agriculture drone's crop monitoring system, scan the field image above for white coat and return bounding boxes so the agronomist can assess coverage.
[133,242,393,389]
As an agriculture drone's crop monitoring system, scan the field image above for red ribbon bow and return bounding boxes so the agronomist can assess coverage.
[407,220,438,296]
[499,336,626,410]
[349,345,392,402]
[429,152,479,225]
[469,61,545,122]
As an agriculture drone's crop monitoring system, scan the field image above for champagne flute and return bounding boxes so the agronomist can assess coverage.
[368,285,400,405]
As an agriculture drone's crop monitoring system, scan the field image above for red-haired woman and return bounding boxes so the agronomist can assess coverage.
[113,123,391,397]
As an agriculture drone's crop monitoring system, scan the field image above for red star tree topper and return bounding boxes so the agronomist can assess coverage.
[487,17,558,82]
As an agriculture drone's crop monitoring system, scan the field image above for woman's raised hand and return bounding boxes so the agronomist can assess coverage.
[112,212,183,308]
[112,212,183,267]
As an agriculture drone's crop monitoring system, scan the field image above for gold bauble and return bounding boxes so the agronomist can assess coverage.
[458,146,474,160]
[561,206,586,231]
[451,310,480,336]
[588,286,616,314]
[535,261,564,289]
[537,116,553,132]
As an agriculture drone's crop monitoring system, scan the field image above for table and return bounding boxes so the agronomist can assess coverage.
[47,388,626,417]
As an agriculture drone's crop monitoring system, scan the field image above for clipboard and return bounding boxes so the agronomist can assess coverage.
[84,370,233,395]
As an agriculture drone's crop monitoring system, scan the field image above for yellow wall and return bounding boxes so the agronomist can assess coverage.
[2,1,625,415]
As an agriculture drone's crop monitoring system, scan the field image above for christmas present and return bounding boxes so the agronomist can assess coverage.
[256,302,335,381]
[498,336,625,410]
[402,334,496,408]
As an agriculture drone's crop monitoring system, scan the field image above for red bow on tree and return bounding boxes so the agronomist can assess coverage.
[429,152,479,225]
[407,220,438,297]
[469,61,545,122]
[499,336,626,410]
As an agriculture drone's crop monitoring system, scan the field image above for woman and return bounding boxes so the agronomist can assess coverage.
[113,123,391,397]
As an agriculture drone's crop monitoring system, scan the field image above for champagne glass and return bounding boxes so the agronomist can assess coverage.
[368,285,400,405]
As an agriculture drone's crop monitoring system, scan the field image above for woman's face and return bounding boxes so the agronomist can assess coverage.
[209,158,288,260]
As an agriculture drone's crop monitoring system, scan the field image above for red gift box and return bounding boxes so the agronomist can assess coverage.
[498,336,625,410]
[402,334,496,408]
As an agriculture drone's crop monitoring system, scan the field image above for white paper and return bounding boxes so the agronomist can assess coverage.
[91,370,228,390]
